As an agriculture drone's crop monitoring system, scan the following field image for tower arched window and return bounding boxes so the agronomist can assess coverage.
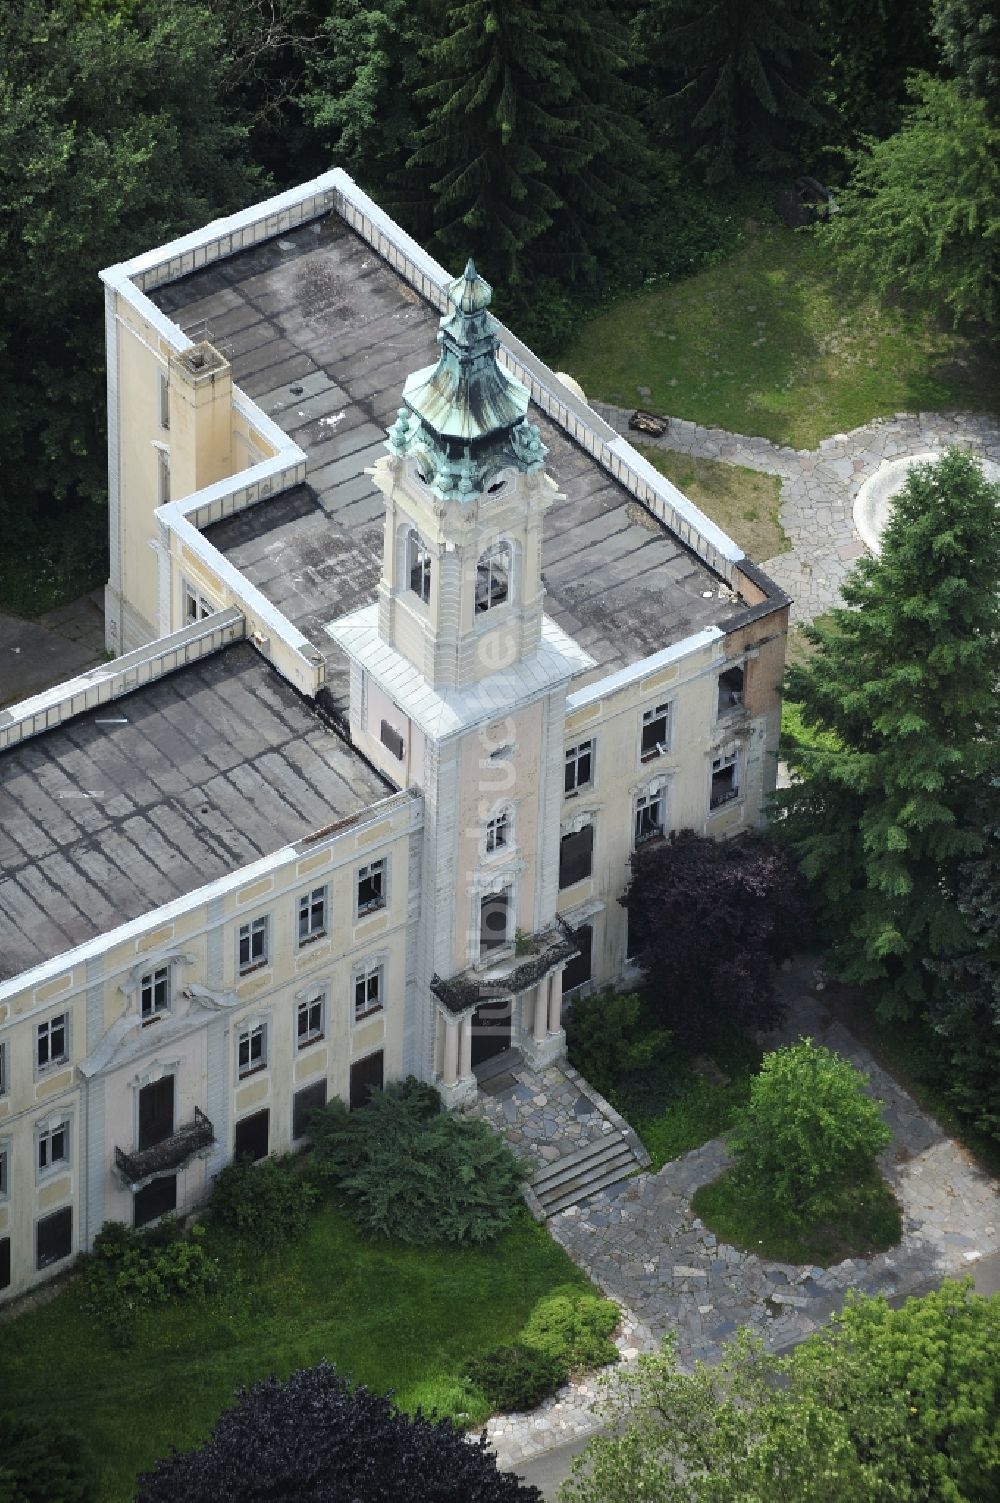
[406,527,432,604]
[475,541,511,614]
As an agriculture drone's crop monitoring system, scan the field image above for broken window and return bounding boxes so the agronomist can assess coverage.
[485,809,511,854]
[354,964,383,1021]
[357,859,387,916]
[717,665,745,718]
[641,702,670,759]
[562,924,593,994]
[238,916,269,973]
[238,1023,267,1078]
[183,582,215,624]
[565,739,594,794]
[37,1121,69,1174]
[480,890,510,953]
[559,825,594,889]
[140,966,171,1022]
[634,786,666,846]
[407,528,432,604]
[36,1208,72,1270]
[475,542,511,613]
[36,1014,68,1073]
[297,993,325,1046]
[710,751,740,809]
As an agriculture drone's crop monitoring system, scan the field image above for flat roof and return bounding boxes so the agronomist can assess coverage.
[151,216,739,711]
[0,643,391,978]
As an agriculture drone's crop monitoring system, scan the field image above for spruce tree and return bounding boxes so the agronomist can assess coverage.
[645,0,824,183]
[775,449,1000,1017]
[409,0,648,283]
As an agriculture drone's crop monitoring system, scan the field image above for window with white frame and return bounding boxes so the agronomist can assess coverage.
[641,702,671,760]
[158,369,170,430]
[183,581,215,625]
[634,784,666,846]
[238,916,269,973]
[157,446,170,506]
[140,965,171,1023]
[710,750,740,809]
[37,1119,69,1175]
[353,963,383,1021]
[565,739,594,794]
[406,527,432,604]
[36,1013,68,1073]
[475,541,511,613]
[485,808,511,855]
[356,859,387,917]
[297,993,325,1048]
[237,1022,267,1078]
[297,887,327,946]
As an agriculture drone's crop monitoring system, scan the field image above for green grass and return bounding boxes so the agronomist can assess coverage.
[560,228,1000,449]
[692,1165,902,1266]
[0,1206,592,1503]
[634,446,789,563]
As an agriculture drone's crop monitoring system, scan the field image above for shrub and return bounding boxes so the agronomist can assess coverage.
[209,1154,318,1252]
[728,1040,892,1223]
[83,1220,218,1335]
[564,991,672,1103]
[310,1080,526,1246]
[520,1287,619,1373]
[0,1414,95,1503]
[464,1344,569,1412]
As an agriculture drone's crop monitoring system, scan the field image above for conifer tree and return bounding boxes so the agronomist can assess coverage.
[409,0,648,283]
[934,0,1000,114]
[644,0,824,183]
[775,450,1000,1017]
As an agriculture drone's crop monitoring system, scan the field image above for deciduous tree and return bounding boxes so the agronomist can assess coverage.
[934,0,1000,113]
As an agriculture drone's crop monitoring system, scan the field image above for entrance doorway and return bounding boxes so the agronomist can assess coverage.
[471,998,513,1069]
[350,1050,384,1110]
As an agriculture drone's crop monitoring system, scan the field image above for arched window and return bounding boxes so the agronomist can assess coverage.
[406,527,431,604]
[476,541,511,613]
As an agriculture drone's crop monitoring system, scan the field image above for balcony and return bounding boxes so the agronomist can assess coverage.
[115,1107,215,1189]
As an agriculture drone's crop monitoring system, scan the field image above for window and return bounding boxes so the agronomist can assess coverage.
[565,740,594,794]
[356,859,387,916]
[634,786,666,846]
[380,720,404,760]
[140,965,171,1023]
[559,825,594,889]
[183,582,215,625]
[0,1237,9,1291]
[354,964,383,1021]
[297,887,327,946]
[485,808,511,854]
[233,1109,269,1162]
[718,665,745,718]
[641,703,670,759]
[38,1121,69,1175]
[238,1022,267,1078]
[158,369,170,430]
[476,542,511,613]
[562,925,593,994]
[0,1041,7,1096]
[238,916,269,973]
[293,1080,328,1141]
[36,1207,72,1270]
[157,446,170,506]
[137,1077,174,1152]
[710,751,740,809]
[480,890,510,954]
[134,1175,177,1228]
[297,993,325,1047]
[36,1013,68,1073]
[407,528,432,604]
[0,1146,7,1199]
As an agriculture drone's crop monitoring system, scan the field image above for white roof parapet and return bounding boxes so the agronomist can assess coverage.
[566,626,724,713]
[0,607,245,752]
[328,604,595,739]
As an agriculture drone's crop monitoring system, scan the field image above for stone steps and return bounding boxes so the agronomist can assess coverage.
[531,1132,640,1217]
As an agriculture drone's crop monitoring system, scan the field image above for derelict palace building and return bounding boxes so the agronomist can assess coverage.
[0,171,789,1301]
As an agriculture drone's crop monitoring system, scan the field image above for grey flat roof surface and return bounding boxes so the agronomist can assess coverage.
[152,216,736,710]
[0,643,390,977]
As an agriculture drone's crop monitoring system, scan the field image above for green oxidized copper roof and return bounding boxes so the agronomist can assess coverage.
[387,259,547,500]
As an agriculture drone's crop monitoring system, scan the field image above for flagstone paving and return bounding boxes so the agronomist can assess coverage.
[484,967,999,1470]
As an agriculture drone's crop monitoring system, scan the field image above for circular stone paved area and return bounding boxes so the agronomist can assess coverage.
[485,966,999,1471]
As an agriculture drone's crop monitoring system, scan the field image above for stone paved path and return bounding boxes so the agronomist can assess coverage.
[485,966,999,1471]
[592,403,1000,622]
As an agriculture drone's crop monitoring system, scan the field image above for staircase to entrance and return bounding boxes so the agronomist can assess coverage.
[467,1054,650,1218]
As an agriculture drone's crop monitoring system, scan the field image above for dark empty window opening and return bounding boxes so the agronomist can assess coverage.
[635,787,665,846]
[233,1109,270,1163]
[137,1076,174,1152]
[480,891,510,954]
[562,925,593,994]
[293,1080,328,1141]
[357,860,387,915]
[711,752,740,809]
[641,703,670,759]
[407,529,432,604]
[475,543,511,613]
[380,720,405,760]
[559,825,594,889]
[718,666,745,717]
[36,1207,72,1270]
[134,1174,177,1228]
[0,1236,10,1290]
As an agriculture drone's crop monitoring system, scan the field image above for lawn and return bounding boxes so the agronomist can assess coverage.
[560,228,1000,449]
[692,1164,902,1266]
[0,1205,592,1503]
[634,445,788,563]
